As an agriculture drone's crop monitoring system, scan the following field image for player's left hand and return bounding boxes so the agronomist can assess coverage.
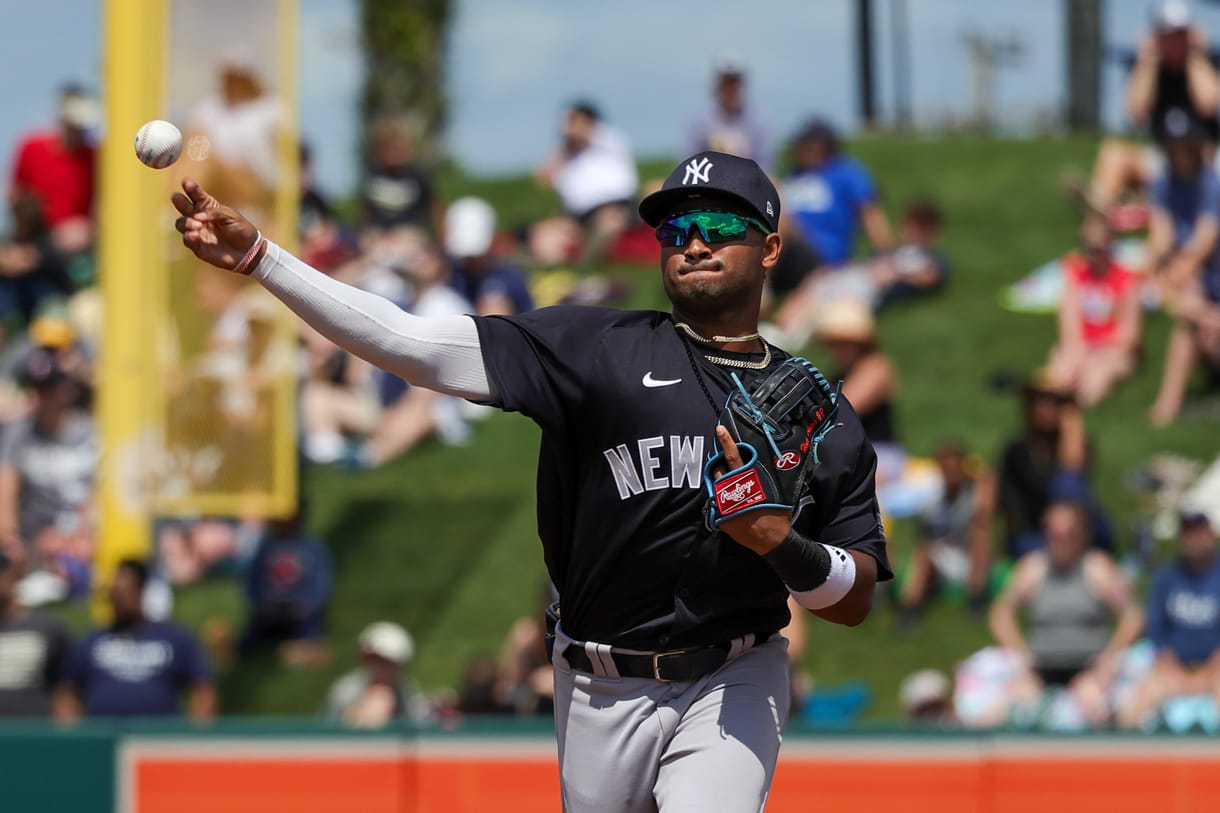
[711,426,791,556]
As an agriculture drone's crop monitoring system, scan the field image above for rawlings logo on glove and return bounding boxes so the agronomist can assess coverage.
[714,469,765,514]
[703,358,841,527]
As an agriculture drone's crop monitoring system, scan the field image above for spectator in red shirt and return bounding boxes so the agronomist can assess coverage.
[8,86,98,256]
[1046,217,1143,407]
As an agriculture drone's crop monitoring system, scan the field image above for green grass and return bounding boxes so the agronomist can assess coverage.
[103,136,1219,720]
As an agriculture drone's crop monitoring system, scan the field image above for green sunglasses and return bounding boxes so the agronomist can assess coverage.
[655,210,773,247]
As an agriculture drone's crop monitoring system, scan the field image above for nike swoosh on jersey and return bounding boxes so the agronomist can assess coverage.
[642,372,683,388]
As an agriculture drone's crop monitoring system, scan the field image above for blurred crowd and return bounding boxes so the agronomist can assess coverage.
[891,0,1220,733]
[0,1,1219,734]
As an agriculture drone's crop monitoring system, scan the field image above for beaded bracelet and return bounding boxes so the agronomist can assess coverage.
[233,231,266,276]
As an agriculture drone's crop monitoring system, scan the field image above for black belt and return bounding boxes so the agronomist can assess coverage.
[562,633,773,683]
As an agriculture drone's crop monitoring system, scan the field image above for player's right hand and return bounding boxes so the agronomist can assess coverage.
[172,178,264,273]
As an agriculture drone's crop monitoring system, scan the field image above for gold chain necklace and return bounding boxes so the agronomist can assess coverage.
[673,322,772,370]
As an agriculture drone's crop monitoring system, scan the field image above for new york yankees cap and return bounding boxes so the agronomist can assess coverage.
[638,151,780,232]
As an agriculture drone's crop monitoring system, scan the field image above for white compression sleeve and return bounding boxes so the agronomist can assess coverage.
[251,242,494,401]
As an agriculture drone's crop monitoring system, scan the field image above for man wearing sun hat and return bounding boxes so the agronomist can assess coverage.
[444,196,533,316]
[323,621,432,728]
[813,300,906,494]
[172,149,890,811]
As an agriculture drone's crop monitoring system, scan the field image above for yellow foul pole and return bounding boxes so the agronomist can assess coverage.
[95,0,166,618]
[271,0,301,518]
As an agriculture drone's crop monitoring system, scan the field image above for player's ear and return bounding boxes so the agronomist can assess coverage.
[760,232,782,271]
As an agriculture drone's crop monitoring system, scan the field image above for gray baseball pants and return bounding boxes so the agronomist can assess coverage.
[551,625,791,813]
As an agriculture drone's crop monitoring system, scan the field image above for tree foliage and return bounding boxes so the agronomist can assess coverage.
[361,0,452,160]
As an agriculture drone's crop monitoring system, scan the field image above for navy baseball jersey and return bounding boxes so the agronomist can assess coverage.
[475,306,891,651]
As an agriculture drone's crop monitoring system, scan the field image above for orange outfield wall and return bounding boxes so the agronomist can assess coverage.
[124,737,1220,813]
[768,754,1220,813]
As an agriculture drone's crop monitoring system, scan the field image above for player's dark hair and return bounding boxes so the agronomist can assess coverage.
[11,193,47,241]
[117,558,150,591]
[568,101,601,122]
[934,438,968,458]
[904,200,943,230]
[269,494,308,537]
[794,119,839,153]
[1044,498,1093,545]
[1080,213,1113,242]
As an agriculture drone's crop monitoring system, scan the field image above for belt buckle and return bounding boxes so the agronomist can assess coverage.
[651,649,689,682]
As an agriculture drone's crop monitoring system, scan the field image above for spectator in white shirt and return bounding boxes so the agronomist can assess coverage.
[534,102,639,265]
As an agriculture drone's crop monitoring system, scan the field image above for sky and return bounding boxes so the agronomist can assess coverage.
[4,0,1220,205]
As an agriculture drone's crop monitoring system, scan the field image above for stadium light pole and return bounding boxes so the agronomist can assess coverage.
[890,0,912,129]
[1066,0,1103,130]
[856,0,877,127]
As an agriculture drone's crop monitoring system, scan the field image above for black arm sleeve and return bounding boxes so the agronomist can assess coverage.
[762,529,833,591]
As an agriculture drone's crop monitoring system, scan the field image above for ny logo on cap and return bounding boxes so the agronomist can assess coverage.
[683,156,714,185]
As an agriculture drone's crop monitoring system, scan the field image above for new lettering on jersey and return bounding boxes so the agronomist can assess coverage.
[603,435,704,500]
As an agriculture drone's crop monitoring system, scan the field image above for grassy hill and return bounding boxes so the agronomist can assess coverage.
[156,136,1218,719]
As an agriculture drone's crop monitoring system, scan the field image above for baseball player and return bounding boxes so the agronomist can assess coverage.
[171,150,891,812]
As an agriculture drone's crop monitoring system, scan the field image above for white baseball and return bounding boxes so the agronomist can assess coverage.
[134,120,183,169]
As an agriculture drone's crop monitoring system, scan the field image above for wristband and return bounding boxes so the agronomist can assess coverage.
[233,230,266,276]
[762,530,857,610]
[762,529,831,591]
[790,544,856,610]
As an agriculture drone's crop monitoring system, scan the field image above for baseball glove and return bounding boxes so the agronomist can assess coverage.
[703,357,842,527]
